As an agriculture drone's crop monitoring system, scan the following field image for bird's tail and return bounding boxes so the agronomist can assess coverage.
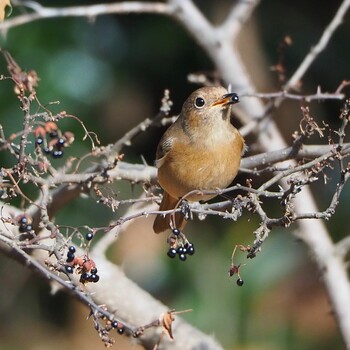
[153,192,187,233]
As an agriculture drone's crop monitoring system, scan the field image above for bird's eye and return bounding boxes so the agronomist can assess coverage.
[194,96,205,108]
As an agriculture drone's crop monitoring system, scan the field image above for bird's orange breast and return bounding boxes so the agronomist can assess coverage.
[158,133,243,201]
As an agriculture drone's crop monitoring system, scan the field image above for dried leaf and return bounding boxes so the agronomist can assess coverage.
[160,311,175,340]
[159,309,192,341]
[0,0,12,22]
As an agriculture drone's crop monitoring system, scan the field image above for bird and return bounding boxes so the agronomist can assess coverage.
[153,86,244,233]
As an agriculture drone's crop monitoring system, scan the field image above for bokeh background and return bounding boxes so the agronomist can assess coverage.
[0,0,349,349]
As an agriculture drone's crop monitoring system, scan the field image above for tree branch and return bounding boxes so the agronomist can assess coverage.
[0,1,171,31]
[285,0,350,90]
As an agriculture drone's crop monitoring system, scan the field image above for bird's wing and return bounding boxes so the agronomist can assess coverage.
[155,135,174,168]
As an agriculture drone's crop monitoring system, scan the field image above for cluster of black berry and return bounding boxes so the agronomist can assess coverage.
[36,133,65,158]
[167,228,195,262]
[34,122,74,159]
[44,139,63,157]
[17,215,34,234]
[80,267,100,283]
[64,246,100,283]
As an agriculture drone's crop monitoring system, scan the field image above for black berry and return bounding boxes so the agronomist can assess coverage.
[68,246,76,254]
[86,232,94,241]
[172,228,181,236]
[177,246,185,255]
[35,137,44,146]
[66,251,75,262]
[26,224,33,232]
[19,216,28,225]
[236,278,244,286]
[187,244,195,256]
[65,265,74,274]
[111,321,118,328]
[19,224,27,233]
[117,327,125,335]
[90,274,100,283]
[52,150,64,158]
[179,253,187,261]
[81,272,90,281]
[90,267,98,274]
[43,147,52,154]
[167,248,177,258]
[56,138,65,148]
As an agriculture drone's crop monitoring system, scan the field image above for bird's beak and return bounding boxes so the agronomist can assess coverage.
[211,93,240,107]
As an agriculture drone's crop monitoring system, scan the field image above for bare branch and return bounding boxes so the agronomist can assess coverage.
[0,1,171,31]
[285,0,350,90]
[220,0,261,39]
[243,90,344,102]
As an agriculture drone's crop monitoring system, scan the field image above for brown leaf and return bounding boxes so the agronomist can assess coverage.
[0,0,12,22]
[160,311,175,340]
[159,308,192,341]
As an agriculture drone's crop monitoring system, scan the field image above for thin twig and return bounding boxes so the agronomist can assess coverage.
[0,2,171,31]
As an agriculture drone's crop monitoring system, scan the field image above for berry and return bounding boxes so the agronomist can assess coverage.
[44,147,53,155]
[56,138,65,148]
[167,248,177,258]
[236,278,244,287]
[90,274,100,283]
[35,137,44,146]
[90,267,98,274]
[86,232,94,241]
[52,150,64,158]
[68,246,76,254]
[172,228,181,236]
[177,246,185,255]
[111,321,118,328]
[65,265,73,274]
[19,224,27,233]
[187,243,195,256]
[66,251,75,263]
[81,272,90,281]
[117,327,125,335]
[19,216,28,225]
[26,224,33,232]
[179,253,187,261]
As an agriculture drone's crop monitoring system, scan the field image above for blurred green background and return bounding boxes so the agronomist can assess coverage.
[0,0,348,349]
